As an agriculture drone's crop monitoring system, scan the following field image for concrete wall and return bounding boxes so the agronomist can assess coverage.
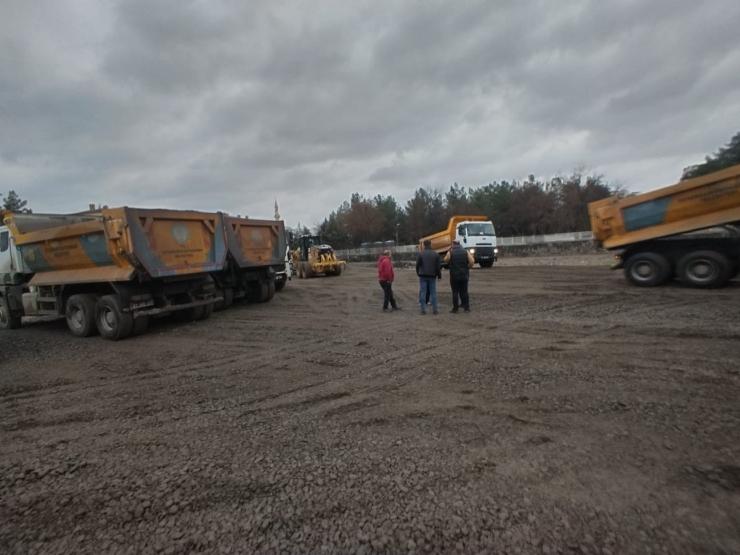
[341,240,599,263]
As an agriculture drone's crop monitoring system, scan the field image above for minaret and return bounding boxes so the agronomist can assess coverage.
[274,199,280,221]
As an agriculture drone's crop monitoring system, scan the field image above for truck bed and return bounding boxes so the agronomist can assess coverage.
[4,207,228,285]
[224,216,286,268]
[589,164,740,249]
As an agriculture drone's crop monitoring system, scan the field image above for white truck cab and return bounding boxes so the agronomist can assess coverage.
[274,244,293,292]
[0,226,17,275]
[456,220,498,268]
[0,224,25,329]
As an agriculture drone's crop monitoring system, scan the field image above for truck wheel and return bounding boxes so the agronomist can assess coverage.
[328,265,343,276]
[260,281,276,302]
[96,295,134,340]
[624,252,671,287]
[214,288,226,311]
[0,296,22,330]
[214,287,235,311]
[676,250,732,288]
[480,261,494,268]
[303,263,314,279]
[275,279,287,292]
[66,294,99,337]
[199,302,214,320]
[222,288,234,309]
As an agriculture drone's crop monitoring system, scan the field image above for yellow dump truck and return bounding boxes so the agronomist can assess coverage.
[210,216,288,310]
[419,215,498,268]
[588,164,740,288]
[0,207,227,339]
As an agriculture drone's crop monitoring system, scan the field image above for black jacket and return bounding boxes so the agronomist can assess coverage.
[447,245,472,278]
[416,247,441,278]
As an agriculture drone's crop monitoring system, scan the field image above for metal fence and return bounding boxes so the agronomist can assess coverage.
[335,230,594,257]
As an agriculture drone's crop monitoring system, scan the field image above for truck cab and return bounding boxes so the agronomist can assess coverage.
[0,224,25,329]
[456,220,498,268]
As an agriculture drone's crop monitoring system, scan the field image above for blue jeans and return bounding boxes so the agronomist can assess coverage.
[419,277,438,313]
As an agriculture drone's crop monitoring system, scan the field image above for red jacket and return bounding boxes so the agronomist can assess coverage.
[378,256,394,282]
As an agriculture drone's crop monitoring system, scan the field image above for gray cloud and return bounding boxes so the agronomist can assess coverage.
[1,0,739,229]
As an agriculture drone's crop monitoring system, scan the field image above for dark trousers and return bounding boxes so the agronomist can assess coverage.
[450,276,469,310]
[379,280,397,309]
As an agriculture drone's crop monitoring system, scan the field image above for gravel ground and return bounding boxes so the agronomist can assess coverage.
[1,259,739,555]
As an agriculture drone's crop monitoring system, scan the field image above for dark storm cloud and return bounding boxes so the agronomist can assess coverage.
[1,0,738,227]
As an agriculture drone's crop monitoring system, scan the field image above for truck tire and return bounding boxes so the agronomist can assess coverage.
[479,261,494,268]
[222,288,234,309]
[275,279,287,292]
[303,263,314,279]
[260,281,276,302]
[0,296,22,330]
[199,302,214,320]
[66,294,99,337]
[676,250,732,288]
[96,295,134,340]
[214,288,226,311]
[624,252,671,287]
[328,265,343,277]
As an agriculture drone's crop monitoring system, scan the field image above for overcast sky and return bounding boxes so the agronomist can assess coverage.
[1,0,739,230]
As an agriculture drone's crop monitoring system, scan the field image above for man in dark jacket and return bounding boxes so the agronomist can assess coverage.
[416,240,441,315]
[443,240,475,312]
[377,250,399,311]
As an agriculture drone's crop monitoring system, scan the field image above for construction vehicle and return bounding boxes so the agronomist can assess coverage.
[588,163,740,288]
[274,243,293,292]
[211,216,287,310]
[420,215,498,268]
[291,235,346,278]
[0,207,225,339]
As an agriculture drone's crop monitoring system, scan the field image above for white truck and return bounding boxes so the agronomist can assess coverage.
[420,215,499,268]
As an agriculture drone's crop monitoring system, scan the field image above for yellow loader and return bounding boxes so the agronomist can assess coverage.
[291,235,346,278]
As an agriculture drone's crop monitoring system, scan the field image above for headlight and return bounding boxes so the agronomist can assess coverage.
[494,248,499,253]
[469,248,476,254]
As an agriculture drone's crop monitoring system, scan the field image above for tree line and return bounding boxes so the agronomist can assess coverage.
[306,129,740,250]
[310,170,618,250]
[681,130,740,180]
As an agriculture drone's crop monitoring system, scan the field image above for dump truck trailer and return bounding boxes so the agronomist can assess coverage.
[210,216,287,310]
[420,215,498,268]
[0,207,227,339]
[588,164,740,288]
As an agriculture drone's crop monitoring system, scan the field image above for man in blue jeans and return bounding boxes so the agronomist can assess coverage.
[416,240,441,315]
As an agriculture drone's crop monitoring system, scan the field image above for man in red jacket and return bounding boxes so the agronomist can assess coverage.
[377,250,400,312]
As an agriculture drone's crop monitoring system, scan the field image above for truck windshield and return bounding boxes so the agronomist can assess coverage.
[466,223,495,236]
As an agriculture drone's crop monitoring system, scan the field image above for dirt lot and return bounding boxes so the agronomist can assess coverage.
[1,254,739,555]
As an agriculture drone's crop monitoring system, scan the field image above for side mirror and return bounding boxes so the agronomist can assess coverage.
[463,236,467,244]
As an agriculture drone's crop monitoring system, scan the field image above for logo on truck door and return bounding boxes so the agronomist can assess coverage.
[171,223,191,244]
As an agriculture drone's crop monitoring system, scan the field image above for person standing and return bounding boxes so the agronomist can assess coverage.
[443,240,475,313]
[377,250,399,312]
[416,240,441,315]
